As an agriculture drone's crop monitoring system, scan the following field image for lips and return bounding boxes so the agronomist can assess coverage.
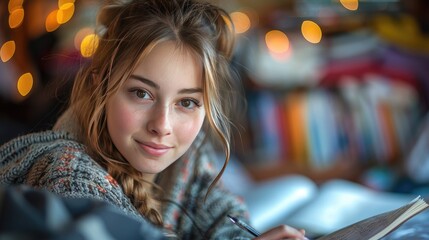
[136,140,172,157]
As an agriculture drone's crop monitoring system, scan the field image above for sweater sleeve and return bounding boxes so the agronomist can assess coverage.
[187,147,254,240]
[25,140,142,220]
[196,180,253,240]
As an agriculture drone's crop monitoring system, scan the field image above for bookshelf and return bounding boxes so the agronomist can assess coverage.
[232,13,428,186]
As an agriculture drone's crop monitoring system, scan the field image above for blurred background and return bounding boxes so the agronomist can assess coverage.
[1,0,429,234]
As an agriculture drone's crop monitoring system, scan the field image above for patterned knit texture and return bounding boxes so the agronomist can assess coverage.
[0,130,253,240]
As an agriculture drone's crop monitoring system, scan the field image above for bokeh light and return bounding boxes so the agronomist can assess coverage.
[58,0,75,6]
[80,33,99,58]
[340,0,359,11]
[46,10,60,32]
[17,73,34,97]
[265,30,290,54]
[74,27,94,51]
[8,0,23,13]
[57,3,75,24]
[301,20,322,43]
[0,41,16,62]
[230,11,251,34]
[9,8,24,29]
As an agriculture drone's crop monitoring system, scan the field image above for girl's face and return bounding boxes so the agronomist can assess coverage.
[106,41,205,180]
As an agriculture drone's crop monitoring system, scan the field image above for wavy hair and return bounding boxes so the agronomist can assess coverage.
[69,0,237,226]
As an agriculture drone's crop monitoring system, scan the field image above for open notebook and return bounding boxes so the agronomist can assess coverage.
[219,157,429,239]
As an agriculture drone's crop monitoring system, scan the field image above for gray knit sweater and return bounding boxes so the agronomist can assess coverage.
[0,111,252,240]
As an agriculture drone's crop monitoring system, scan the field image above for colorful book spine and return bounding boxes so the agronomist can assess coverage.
[244,81,422,169]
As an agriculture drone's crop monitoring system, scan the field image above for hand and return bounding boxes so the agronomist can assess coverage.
[254,225,308,240]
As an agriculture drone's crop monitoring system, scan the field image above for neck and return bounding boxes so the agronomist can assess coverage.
[142,173,157,184]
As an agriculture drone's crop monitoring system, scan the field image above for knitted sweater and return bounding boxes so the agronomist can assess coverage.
[0,112,253,240]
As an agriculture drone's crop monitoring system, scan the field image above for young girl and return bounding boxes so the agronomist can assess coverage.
[0,0,307,239]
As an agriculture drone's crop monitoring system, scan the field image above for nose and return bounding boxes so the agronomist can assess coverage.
[147,105,172,136]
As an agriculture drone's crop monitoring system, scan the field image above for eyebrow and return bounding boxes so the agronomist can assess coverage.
[130,75,159,89]
[130,74,203,94]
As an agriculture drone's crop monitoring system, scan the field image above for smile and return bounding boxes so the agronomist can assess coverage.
[137,141,172,157]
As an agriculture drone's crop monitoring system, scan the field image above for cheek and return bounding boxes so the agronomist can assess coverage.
[107,99,138,136]
[176,114,205,143]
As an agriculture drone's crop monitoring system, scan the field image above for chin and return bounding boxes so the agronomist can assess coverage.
[137,165,168,175]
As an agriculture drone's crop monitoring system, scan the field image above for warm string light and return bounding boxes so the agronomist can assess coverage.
[80,33,99,58]
[262,18,324,62]
[221,8,323,61]
[2,0,94,98]
[57,2,75,24]
[5,0,29,98]
[8,0,24,29]
[230,11,251,34]
[0,41,16,62]
[4,1,331,98]
[46,10,61,32]
[46,0,75,32]
[8,0,23,12]
[17,73,33,97]
[340,0,359,11]
[265,30,290,55]
[301,20,322,44]
[9,8,24,29]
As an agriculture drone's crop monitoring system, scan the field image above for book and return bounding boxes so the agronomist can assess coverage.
[246,91,283,164]
[316,196,428,240]
[284,92,310,165]
[235,174,428,239]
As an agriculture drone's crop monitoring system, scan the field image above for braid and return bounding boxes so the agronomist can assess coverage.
[108,163,164,226]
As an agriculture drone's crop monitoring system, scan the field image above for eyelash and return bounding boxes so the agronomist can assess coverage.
[180,98,202,109]
[128,88,202,109]
[129,88,152,100]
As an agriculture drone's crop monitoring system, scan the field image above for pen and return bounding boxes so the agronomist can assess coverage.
[227,214,311,240]
[227,214,261,237]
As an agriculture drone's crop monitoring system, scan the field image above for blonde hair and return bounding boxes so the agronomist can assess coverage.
[69,0,237,226]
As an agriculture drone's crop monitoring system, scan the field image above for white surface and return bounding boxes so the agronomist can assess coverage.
[244,175,318,232]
